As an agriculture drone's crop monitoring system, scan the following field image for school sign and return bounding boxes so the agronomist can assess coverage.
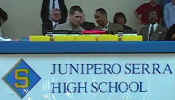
[0,54,175,100]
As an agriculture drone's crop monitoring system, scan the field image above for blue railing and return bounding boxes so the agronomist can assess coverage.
[0,41,174,54]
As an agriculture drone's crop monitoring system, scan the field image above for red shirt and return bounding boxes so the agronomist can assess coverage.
[136,3,162,24]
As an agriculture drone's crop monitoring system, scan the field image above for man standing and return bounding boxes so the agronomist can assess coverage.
[94,8,123,33]
[55,5,85,32]
[139,11,167,41]
[135,0,162,25]
[164,0,175,28]
[41,0,67,34]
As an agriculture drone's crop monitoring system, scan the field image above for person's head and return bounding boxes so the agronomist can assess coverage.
[148,11,158,24]
[166,24,175,40]
[94,8,108,26]
[69,5,84,27]
[149,0,157,6]
[0,8,8,27]
[113,12,126,25]
[50,8,62,22]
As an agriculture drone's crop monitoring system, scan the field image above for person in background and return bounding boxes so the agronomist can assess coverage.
[94,8,123,33]
[55,5,85,31]
[156,0,171,27]
[0,8,11,41]
[139,11,167,41]
[42,8,62,35]
[113,12,133,33]
[41,0,67,34]
[135,0,162,25]
[0,8,8,37]
[165,24,175,40]
[164,0,175,28]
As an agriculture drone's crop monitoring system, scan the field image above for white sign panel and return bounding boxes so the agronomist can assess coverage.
[0,54,175,100]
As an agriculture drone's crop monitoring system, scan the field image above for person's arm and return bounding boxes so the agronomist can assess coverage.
[138,27,146,41]
[55,23,70,31]
[59,0,68,24]
[164,4,170,28]
[41,0,50,34]
[161,28,168,40]
[41,0,49,23]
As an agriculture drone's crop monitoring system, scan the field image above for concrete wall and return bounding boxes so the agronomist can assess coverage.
[0,0,148,39]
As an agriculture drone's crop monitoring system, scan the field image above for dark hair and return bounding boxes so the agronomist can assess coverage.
[96,8,107,17]
[69,5,83,15]
[113,12,126,24]
[165,24,175,40]
[0,8,8,26]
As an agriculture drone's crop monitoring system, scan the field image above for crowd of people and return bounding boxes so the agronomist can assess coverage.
[1,0,175,41]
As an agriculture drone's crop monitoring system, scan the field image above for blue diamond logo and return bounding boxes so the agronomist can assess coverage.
[2,59,41,98]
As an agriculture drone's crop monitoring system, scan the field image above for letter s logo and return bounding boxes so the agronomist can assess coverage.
[15,69,30,88]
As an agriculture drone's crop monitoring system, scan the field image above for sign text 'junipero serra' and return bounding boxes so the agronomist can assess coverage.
[49,63,173,94]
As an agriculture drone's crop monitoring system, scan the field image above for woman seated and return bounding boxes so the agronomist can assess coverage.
[113,12,134,33]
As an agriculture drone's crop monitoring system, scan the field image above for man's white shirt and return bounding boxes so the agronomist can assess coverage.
[52,21,59,30]
[148,23,158,34]
[148,23,158,40]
